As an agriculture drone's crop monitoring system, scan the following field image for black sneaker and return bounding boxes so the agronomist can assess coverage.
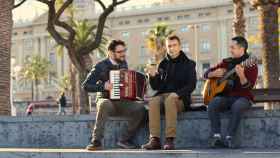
[117,140,136,149]
[224,136,234,149]
[86,140,102,151]
[209,136,225,148]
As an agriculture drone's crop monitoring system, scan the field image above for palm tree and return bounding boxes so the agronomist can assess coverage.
[232,0,246,36]
[249,1,280,109]
[146,23,175,64]
[0,0,14,115]
[19,55,52,101]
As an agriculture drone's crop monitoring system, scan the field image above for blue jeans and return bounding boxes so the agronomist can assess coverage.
[208,96,252,137]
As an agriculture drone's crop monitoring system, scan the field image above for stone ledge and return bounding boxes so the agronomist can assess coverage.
[2,107,279,123]
[1,148,280,158]
[0,108,280,149]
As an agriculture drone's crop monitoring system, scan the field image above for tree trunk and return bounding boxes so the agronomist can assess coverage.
[70,63,78,114]
[68,48,90,114]
[31,81,34,101]
[0,0,13,115]
[233,0,246,37]
[35,79,39,101]
[258,4,280,109]
[77,70,90,114]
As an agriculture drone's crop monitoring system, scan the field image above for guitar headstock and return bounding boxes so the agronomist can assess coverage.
[242,55,258,68]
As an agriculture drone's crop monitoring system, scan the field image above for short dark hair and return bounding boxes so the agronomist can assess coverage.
[108,40,126,52]
[232,36,248,52]
[167,35,181,44]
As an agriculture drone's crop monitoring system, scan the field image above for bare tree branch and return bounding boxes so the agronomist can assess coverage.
[13,0,28,9]
[37,0,51,5]
[96,0,106,11]
[78,0,130,55]
[54,0,76,42]
[116,0,129,5]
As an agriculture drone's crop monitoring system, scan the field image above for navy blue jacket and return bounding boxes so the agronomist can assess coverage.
[82,58,128,99]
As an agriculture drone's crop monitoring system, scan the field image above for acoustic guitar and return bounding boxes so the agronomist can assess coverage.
[202,55,258,105]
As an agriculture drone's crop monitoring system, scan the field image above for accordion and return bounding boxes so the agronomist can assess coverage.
[109,70,147,101]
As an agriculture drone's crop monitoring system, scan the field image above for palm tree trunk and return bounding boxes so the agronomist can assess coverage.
[0,0,13,115]
[258,3,280,109]
[233,0,246,37]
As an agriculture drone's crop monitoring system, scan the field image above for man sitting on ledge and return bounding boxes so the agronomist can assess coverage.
[82,40,146,150]
[204,36,258,148]
[142,35,197,150]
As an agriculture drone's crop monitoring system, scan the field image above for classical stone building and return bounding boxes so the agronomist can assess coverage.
[11,0,264,101]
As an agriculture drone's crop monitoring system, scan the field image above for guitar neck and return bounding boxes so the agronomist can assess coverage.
[219,68,236,83]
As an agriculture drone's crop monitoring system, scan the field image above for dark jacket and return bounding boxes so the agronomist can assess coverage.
[59,94,66,107]
[150,51,197,110]
[82,58,128,99]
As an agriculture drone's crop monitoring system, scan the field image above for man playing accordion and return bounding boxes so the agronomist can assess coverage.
[82,40,146,151]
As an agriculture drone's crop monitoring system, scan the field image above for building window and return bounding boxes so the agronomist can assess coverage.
[157,17,163,21]
[142,31,148,37]
[164,16,170,21]
[49,52,56,65]
[139,46,148,64]
[124,20,130,25]
[202,62,210,73]
[205,12,211,16]
[144,18,150,23]
[227,9,233,13]
[201,24,210,32]
[122,31,130,38]
[177,15,183,20]
[137,19,143,24]
[184,14,190,19]
[198,13,204,17]
[181,26,189,32]
[23,39,33,52]
[182,42,190,54]
[200,40,211,53]
[119,21,124,25]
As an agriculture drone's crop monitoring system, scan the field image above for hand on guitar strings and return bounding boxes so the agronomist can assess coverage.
[208,68,226,78]
[235,64,248,85]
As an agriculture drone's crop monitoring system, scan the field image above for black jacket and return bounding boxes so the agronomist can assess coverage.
[82,58,128,99]
[59,95,66,107]
[150,51,197,110]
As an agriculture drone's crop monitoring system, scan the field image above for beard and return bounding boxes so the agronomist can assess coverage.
[115,56,126,63]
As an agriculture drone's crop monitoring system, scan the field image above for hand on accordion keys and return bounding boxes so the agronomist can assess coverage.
[104,81,113,91]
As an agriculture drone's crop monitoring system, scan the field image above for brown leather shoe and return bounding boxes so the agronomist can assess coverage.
[86,140,103,151]
[163,137,175,150]
[141,137,161,150]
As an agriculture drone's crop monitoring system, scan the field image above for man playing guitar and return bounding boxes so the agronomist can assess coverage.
[203,36,258,148]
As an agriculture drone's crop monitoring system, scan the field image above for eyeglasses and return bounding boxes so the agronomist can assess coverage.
[114,48,127,54]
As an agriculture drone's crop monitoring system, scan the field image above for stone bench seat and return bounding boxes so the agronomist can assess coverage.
[0,107,279,149]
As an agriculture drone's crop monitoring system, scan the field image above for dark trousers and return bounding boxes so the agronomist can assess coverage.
[208,96,252,137]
